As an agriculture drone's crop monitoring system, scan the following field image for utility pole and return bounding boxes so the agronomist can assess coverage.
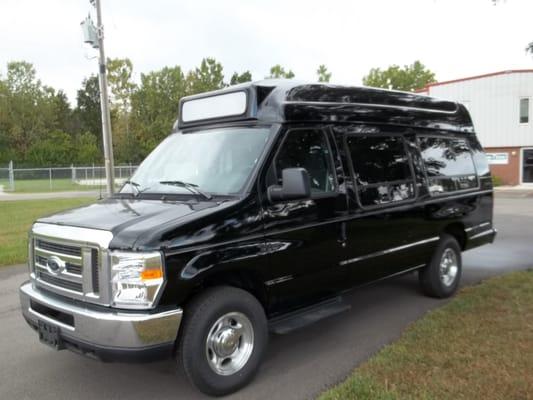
[82,0,115,196]
[94,0,115,195]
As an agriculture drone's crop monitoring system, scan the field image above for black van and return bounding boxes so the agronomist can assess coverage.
[19,81,496,396]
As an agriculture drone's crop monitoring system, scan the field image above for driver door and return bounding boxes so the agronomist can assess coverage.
[261,127,348,314]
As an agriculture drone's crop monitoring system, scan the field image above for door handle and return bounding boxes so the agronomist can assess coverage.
[338,222,347,248]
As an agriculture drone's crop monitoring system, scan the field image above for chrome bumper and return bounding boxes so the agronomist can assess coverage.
[20,281,182,360]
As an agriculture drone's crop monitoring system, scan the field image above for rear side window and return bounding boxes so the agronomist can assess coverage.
[347,135,415,207]
[274,129,336,193]
[418,136,478,194]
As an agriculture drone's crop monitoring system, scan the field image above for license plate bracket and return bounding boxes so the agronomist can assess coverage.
[38,320,63,349]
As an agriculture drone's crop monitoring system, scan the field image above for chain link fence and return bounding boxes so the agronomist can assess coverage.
[0,162,138,193]
[0,165,10,192]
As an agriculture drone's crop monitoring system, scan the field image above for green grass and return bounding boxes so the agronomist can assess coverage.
[319,270,533,400]
[0,178,102,193]
[0,198,95,266]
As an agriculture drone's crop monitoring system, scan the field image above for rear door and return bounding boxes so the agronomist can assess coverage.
[339,129,425,285]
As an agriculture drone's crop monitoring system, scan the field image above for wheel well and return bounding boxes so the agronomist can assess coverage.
[200,270,268,312]
[443,223,467,250]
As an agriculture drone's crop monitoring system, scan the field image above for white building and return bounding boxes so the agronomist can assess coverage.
[418,70,533,186]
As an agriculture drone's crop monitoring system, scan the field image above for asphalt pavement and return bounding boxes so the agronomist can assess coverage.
[0,195,531,400]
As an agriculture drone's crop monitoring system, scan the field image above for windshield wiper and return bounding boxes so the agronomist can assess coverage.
[123,180,150,197]
[158,180,213,200]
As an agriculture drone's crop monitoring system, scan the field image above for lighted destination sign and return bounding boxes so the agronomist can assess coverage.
[181,91,248,123]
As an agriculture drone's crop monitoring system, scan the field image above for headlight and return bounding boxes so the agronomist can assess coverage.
[110,251,165,309]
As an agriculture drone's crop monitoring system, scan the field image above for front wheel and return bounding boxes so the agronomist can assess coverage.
[178,286,268,396]
[419,234,462,298]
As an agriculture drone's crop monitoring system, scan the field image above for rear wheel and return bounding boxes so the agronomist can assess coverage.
[178,286,268,396]
[419,234,462,298]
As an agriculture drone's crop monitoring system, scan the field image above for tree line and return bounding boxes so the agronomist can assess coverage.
[0,59,434,167]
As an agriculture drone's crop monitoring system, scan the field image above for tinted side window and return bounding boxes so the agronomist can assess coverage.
[419,136,478,194]
[347,135,415,207]
[275,129,335,193]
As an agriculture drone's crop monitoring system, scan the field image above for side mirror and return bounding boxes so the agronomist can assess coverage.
[268,168,311,202]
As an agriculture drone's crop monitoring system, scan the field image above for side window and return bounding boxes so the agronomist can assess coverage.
[347,135,415,207]
[274,129,336,193]
[418,136,478,194]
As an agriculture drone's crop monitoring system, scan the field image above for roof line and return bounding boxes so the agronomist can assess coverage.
[416,69,533,93]
[283,100,458,115]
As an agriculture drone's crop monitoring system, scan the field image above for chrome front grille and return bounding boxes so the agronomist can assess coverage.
[38,272,84,292]
[35,254,82,275]
[30,223,114,306]
[36,239,82,257]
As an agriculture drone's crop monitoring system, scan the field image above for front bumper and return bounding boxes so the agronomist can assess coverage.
[19,281,183,362]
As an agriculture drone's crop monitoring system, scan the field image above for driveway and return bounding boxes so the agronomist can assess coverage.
[0,195,531,400]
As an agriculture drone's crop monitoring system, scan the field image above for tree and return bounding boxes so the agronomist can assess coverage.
[229,71,252,85]
[266,65,295,79]
[107,58,136,112]
[107,58,137,163]
[187,58,225,95]
[75,132,101,165]
[317,65,331,83]
[5,61,40,94]
[0,77,10,161]
[74,75,102,146]
[131,65,187,156]
[527,41,533,57]
[362,60,436,92]
[50,90,73,134]
[0,61,66,164]
[27,130,74,166]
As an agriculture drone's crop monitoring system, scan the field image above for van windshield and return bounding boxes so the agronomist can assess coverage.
[122,127,272,196]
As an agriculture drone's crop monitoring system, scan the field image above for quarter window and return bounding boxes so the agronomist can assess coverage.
[274,129,335,193]
[520,98,529,124]
[419,136,477,194]
[347,135,415,207]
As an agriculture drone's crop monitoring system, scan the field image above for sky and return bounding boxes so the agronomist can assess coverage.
[1,0,532,105]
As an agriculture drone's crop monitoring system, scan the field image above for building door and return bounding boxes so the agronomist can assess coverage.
[522,149,533,184]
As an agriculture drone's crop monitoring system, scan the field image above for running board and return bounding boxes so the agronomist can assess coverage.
[268,297,351,335]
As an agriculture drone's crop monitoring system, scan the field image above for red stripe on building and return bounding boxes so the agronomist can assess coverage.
[416,69,533,93]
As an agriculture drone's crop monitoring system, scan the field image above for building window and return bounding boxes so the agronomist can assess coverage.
[520,97,529,124]
[347,135,415,207]
[419,136,478,195]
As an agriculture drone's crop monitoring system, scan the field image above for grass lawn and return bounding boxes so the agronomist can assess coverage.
[0,178,101,193]
[0,198,95,267]
[319,270,533,400]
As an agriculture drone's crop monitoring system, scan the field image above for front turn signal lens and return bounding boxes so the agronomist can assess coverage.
[141,269,163,280]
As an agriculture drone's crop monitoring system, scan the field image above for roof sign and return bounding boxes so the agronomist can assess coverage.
[181,91,247,123]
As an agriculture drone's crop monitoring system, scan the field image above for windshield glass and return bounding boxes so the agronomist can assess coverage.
[122,127,272,196]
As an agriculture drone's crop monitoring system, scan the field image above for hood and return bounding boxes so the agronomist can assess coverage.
[36,197,239,250]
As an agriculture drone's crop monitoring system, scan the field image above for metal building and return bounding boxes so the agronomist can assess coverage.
[418,70,533,186]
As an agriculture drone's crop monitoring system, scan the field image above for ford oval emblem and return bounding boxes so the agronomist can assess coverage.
[47,255,66,274]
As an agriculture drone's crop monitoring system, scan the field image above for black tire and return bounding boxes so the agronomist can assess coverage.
[178,286,268,396]
[419,234,462,298]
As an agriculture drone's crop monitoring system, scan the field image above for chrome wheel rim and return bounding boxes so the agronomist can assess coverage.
[439,248,459,287]
[205,312,254,376]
